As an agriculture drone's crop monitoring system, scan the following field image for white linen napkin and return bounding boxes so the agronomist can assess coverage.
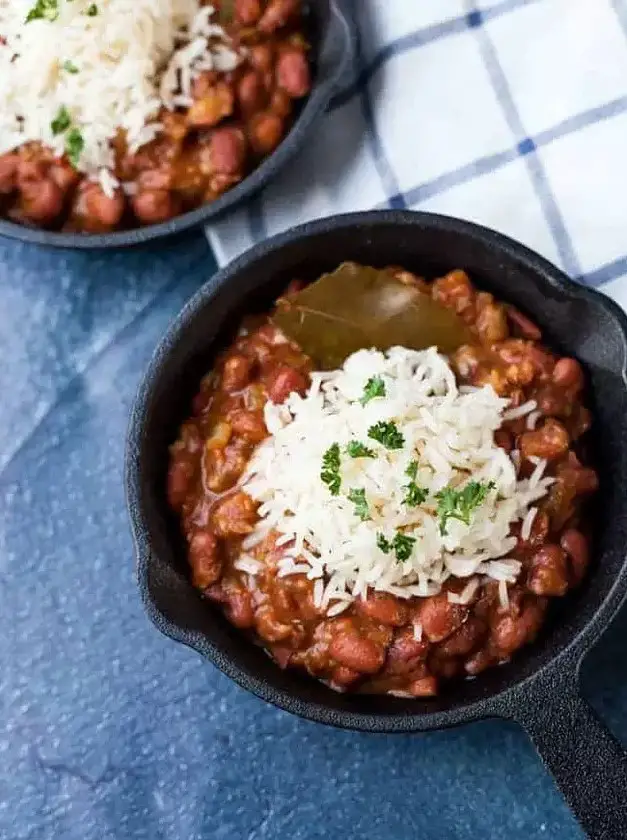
[206,0,627,309]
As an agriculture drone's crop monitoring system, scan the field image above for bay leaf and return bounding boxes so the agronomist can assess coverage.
[271,262,474,370]
[218,0,235,23]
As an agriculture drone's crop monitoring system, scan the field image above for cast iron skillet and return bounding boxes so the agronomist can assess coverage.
[126,211,627,839]
[0,1,354,249]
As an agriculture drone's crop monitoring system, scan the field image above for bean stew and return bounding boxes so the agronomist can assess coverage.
[0,0,312,233]
[167,267,598,697]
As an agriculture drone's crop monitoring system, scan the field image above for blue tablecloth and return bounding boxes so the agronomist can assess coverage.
[1,233,626,840]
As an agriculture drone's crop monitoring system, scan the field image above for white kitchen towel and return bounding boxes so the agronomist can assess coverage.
[206,0,627,309]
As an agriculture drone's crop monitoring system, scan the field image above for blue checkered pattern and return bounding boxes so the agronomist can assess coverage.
[207,0,627,308]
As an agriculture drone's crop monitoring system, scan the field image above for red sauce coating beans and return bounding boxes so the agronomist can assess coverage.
[167,268,598,697]
[0,0,311,233]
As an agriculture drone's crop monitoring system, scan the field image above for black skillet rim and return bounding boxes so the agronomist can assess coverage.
[0,0,355,249]
[126,210,627,732]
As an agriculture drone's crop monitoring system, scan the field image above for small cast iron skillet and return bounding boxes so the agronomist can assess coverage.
[0,1,354,249]
[126,211,627,839]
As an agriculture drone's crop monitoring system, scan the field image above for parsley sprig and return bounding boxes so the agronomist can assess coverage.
[435,480,496,536]
[65,127,84,167]
[403,460,428,507]
[346,440,375,459]
[321,443,341,496]
[377,531,416,562]
[51,106,71,135]
[368,420,405,450]
[49,107,84,168]
[62,60,79,74]
[347,488,369,521]
[360,376,386,406]
[25,0,58,23]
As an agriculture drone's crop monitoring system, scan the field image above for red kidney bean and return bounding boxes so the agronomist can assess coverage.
[235,0,262,24]
[248,112,285,156]
[560,529,590,585]
[535,386,569,418]
[0,154,18,194]
[332,666,362,688]
[528,544,569,596]
[50,161,81,192]
[465,649,494,676]
[238,72,268,116]
[520,419,569,461]
[132,189,179,224]
[269,89,293,119]
[552,358,584,390]
[84,184,126,228]
[355,592,409,627]
[225,588,255,629]
[491,599,546,658]
[494,429,513,453]
[209,127,247,175]
[189,531,222,589]
[19,177,63,224]
[385,630,429,676]
[258,0,300,33]
[329,630,386,674]
[249,43,275,73]
[438,617,486,657]
[266,365,308,403]
[409,676,438,697]
[517,510,550,550]
[167,457,195,510]
[505,305,542,340]
[276,49,311,98]
[417,593,468,643]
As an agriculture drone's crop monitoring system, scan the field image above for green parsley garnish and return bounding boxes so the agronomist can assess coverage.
[51,106,71,135]
[346,440,376,459]
[25,0,58,23]
[377,532,392,553]
[321,443,341,496]
[62,60,79,74]
[65,127,84,167]
[86,3,98,15]
[376,531,416,562]
[360,375,386,406]
[435,480,496,536]
[347,488,369,521]
[368,420,405,450]
[403,482,428,507]
[402,460,428,506]
[392,532,416,562]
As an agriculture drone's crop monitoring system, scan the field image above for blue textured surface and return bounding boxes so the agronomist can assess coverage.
[1,232,626,840]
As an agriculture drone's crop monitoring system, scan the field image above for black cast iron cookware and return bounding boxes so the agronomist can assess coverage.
[0,0,354,249]
[126,211,627,839]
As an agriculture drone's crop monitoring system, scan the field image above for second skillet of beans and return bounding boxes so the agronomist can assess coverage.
[0,0,312,233]
[167,269,598,698]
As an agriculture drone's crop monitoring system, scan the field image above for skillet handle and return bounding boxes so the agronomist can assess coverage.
[517,670,627,839]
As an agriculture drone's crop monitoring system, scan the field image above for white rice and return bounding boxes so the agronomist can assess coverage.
[243,346,554,613]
